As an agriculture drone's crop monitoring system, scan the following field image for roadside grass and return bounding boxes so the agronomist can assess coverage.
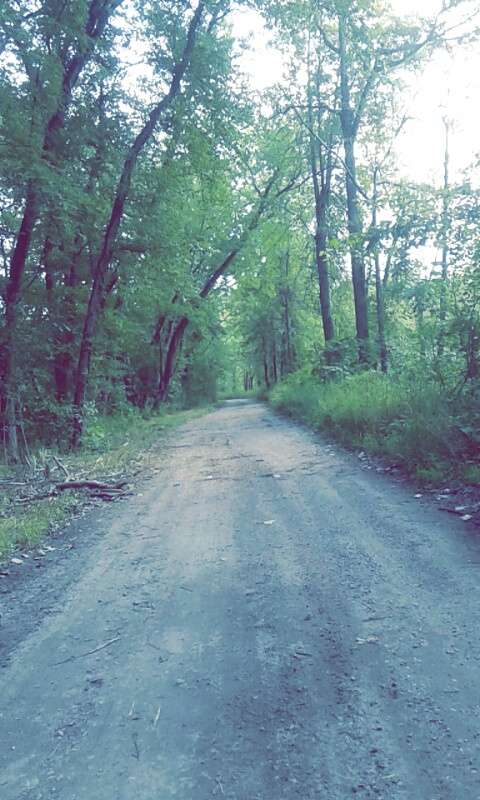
[0,493,79,558]
[218,389,259,401]
[270,371,479,486]
[0,406,209,562]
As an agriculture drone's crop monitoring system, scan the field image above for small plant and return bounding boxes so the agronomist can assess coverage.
[461,464,480,486]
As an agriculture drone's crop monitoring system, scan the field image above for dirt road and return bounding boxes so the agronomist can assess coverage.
[1,400,480,799]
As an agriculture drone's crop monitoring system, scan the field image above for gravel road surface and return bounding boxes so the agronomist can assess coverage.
[1,400,480,799]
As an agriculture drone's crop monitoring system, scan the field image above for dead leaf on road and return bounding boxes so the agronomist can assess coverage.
[356,636,380,645]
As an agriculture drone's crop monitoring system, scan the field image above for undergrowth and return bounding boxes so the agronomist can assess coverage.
[270,371,480,486]
[1,407,208,561]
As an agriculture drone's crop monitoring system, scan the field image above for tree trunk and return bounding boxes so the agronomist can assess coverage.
[338,14,369,363]
[281,251,294,374]
[372,168,388,373]
[307,64,335,358]
[263,357,270,389]
[154,317,189,406]
[343,136,369,360]
[315,228,335,340]
[3,395,20,464]
[467,329,479,380]
[374,252,388,373]
[0,186,39,459]
[437,118,450,357]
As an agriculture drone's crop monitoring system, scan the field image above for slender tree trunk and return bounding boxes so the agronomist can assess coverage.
[314,226,334,343]
[0,187,39,460]
[438,118,450,357]
[374,252,387,373]
[372,168,388,373]
[343,137,369,359]
[263,357,270,389]
[154,317,189,406]
[71,2,206,447]
[307,66,335,357]
[414,291,426,357]
[338,14,369,363]
[382,246,395,288]
[4,395,20,463]
[466,324,479,380]
[282,251,293,373]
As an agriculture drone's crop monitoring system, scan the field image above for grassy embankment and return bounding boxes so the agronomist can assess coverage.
[270,372,480,486]
[0,407,209,561]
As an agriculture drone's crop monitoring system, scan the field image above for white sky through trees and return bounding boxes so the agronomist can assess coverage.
[232,0,480,186]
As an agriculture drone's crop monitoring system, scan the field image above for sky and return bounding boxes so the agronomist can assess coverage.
[232,0,480,187]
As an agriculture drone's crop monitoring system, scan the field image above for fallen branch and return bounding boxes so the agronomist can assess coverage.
[90,490,129,501]
[15,479,130,505]
[52,456,70,480]
[56,479,128,491]
[52,636,122,666]
[81,636,122,657]
[16,491,57,503]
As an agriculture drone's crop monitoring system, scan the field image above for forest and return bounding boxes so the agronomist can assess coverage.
[2,0,480,485]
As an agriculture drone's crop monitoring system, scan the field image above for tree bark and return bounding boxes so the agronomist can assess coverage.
[372,168,388,373]
[338,13,369,363]
[263,347,270,390]
[282,255,293,374]
[437,118,450,357]
[272,339,278,384]
[466,325,479,381]
[154,317,189,406]
[307,67,335,356]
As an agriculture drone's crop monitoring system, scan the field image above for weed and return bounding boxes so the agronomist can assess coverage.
[460,464,480,485]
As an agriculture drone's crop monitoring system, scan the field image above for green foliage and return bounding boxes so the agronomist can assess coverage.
[0,493,78,560]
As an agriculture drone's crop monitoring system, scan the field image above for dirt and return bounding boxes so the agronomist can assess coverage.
[1,399,480,799]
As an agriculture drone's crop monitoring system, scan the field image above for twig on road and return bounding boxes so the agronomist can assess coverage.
[51,636,121,666]
[153,705,162,728]
[132,732,140,760]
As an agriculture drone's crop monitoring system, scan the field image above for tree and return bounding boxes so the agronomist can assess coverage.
[71,1,209,446]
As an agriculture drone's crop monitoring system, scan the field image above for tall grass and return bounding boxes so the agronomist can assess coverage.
[270,371,476,484]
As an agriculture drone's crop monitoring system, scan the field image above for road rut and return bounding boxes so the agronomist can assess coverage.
[1,400,480,799]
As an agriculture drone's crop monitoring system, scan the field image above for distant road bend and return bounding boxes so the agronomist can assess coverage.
[1,400,480,799]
